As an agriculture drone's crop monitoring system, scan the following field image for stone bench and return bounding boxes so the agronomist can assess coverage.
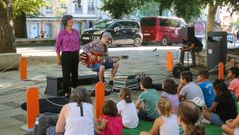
[16,38,56,46]
[0,53,21,71]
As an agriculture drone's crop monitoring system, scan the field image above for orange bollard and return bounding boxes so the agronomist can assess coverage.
[95,82,105,120]
[19,56,27,80]
[218,62,224,80]
[230,59,236,67]
[26,87,39,129]
[167,51,173,71]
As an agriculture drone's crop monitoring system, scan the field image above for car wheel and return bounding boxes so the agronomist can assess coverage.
[133,37,142,47]
[161,37,168,46]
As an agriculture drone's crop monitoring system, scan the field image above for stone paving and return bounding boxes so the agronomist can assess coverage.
[0,46,216,135]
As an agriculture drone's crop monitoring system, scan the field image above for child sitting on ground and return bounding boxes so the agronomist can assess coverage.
[95,100,123,135]
[177,101,205,135]
[136,76,160,121]
[178,71,205,102]
[161,79,179,113]
[203,80,237,126]
[117,88,139,128]
[227,67,239,100]
[140,97,179,135]
[222,115,239,135]
[197,70,215,108]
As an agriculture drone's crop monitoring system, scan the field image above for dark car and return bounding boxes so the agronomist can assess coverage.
[81,19,143,47]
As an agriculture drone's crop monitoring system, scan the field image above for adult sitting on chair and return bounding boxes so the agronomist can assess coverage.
[180,35,203,67]
[82,32,119,86]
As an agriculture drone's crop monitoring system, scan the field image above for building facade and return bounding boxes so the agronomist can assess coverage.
[27,0,106,38]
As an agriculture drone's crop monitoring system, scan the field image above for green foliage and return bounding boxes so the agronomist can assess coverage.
[12,0,46,17]
[130,1,171,17]
[132,1,160,17]
[173,0,204,22]
[101,0,145,19]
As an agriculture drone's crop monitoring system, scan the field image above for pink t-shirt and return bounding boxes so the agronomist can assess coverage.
[100,115,123,135]
[228,78,239,97]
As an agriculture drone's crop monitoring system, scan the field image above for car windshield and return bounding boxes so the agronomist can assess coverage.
[94,20,115,28]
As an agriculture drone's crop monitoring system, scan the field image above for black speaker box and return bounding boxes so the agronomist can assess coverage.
[182,27,195,41]
[45,76,64,96]
[45,74,98,96]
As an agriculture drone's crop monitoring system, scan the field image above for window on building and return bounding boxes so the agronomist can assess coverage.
[75,3,82,13]
[88,0,95,13]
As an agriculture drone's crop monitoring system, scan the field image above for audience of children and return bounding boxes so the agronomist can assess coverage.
[161,79,179,113]
[227,67,239,100]
[44,66,239,135]
[178,71,205,103]
[203,79,237,126]
[177,101,205,135]
[222,114,239,135]
[140,97,179,135]
[136,77,160,121]
[46,87,94,135]
[95,100,123,135]
[117,88,139,128]
[197,70,215,108]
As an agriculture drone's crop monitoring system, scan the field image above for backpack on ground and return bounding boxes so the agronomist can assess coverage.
[33,112,59,135]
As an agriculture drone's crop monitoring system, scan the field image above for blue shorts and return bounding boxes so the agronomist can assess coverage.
[91,61,114,72]
[209,113,223,126]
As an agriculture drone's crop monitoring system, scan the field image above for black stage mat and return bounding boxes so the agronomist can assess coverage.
[21,97,69,113]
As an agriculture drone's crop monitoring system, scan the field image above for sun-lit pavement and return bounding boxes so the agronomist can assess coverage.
[0,44,228,135]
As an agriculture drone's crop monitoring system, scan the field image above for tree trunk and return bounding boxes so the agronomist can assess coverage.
[206,2,218,34]
[159,4,163,16]
[14,12,27,38]
[0,1,16,53]
[206,1,218,48]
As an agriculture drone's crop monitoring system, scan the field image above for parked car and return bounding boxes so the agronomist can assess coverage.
[140,16,187,45]
[81,19,143,47]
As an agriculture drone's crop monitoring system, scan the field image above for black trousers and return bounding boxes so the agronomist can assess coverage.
[180,47,202,65]
[61,51,79,94]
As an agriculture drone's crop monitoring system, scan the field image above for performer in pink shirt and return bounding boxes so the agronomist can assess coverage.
[55,15,80,98]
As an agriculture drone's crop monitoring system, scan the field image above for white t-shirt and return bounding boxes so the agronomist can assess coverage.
[180,82,205,103]
[117,100,139,128]
[65,102,94,135]
[160,115,179,135]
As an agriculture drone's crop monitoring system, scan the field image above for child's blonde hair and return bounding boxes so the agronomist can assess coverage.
[157,97,172,117]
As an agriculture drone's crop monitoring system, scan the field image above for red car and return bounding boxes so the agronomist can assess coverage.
[140,16,186,45]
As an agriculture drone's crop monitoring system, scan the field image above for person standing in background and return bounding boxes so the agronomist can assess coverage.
[55,15,80,98]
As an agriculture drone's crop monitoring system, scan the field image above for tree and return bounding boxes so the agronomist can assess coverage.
[154,0,174,16]
[101,0,145,19]
[0,0,45,53]
[12,0,45,38]
[131,1,160,17]
[0,0,16,53]
[173,0,203,23]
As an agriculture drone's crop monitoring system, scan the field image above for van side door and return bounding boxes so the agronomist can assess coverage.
[159,19,173,43]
